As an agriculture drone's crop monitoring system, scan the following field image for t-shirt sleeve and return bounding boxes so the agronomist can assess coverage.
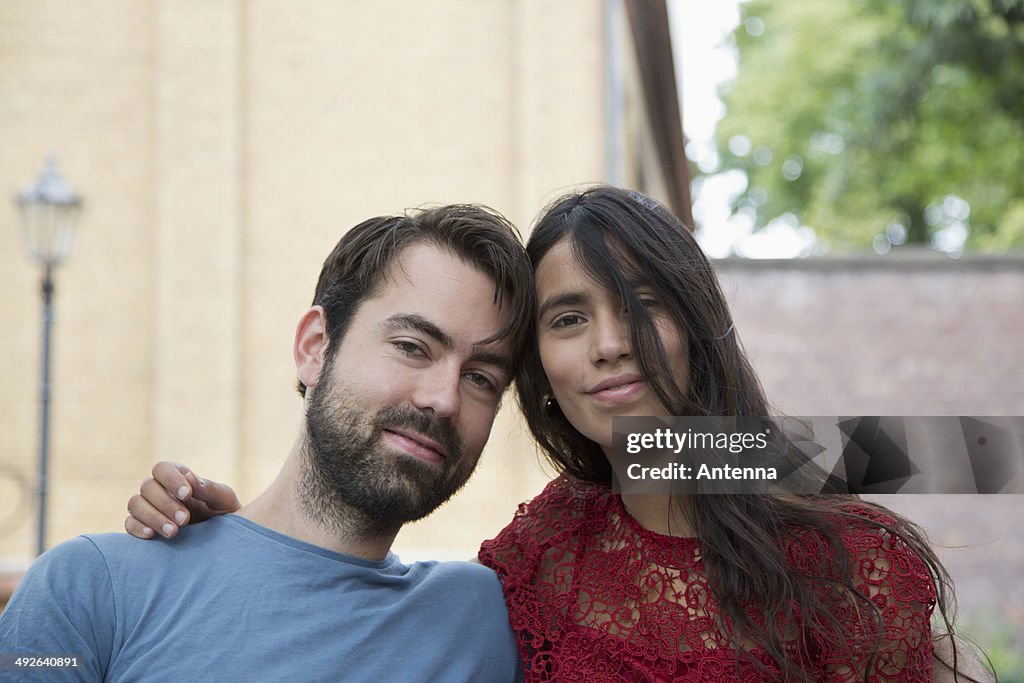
[0,536,116,681]
[459,563,525,683]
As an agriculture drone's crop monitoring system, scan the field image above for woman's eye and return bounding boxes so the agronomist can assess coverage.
[630,291,661,309]
[552,313,585,329]
[392,340,426,357]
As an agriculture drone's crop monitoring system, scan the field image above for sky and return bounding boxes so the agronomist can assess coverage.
[667,0,818,259]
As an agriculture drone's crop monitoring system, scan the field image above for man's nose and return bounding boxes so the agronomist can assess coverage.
[411,364,461,419]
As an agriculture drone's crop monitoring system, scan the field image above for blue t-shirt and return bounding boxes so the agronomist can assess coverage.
[0,515,522,681]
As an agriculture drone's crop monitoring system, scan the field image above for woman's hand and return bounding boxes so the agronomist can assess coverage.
[124,462,241,539]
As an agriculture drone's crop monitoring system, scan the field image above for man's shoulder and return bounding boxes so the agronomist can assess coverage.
[409,560,509,611]
[15,534,112,589]
[32,518,243,595]
[17,530,181,593]
[77,517,234,561]
[412,558,502,586]
[75,530,159,558]
[39,533,109,562]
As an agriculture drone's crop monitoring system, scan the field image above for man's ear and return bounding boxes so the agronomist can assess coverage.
[295,306,328,390]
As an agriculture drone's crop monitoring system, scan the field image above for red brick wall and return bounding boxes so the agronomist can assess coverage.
[716,252,1024,417]
[716,251,1024,643]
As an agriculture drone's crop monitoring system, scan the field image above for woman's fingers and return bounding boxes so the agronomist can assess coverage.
[151,461,196,502]
[124,513,154,539]
[126,487,181,539]
[186,473,242,515]
[128,461,241,537]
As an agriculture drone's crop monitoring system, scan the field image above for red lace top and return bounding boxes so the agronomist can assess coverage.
[479,476,936,682]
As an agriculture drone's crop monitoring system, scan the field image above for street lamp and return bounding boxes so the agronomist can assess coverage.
[15,156,82,557]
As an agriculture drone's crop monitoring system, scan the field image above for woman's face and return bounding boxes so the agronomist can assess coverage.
[534,238,689,452]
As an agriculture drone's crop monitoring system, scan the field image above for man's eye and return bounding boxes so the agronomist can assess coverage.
[464,372,498,393]
[552,313,585,329]
[392,341,426,357]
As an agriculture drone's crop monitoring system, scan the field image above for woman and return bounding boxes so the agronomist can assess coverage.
[125,186,983,681]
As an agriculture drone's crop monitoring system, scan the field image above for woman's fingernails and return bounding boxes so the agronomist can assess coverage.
[174,511,187,525]
[162,523,175,537]
[177,486,189,500]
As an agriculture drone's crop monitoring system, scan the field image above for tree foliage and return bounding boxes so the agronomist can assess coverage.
[711,0,1024,250]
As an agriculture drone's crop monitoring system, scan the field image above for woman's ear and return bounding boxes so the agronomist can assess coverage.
[294,306,328,390]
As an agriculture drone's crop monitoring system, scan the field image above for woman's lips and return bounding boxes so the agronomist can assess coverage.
[587,375,647,405]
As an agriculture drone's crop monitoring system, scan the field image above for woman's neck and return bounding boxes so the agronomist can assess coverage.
[619,492,696,537]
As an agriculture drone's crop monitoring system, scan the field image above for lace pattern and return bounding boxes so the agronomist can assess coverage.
[479,476,936,682]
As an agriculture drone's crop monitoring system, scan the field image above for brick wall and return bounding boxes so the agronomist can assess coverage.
[716,250,1024,640]
[716,251,1024,416]
[0,0,602,565]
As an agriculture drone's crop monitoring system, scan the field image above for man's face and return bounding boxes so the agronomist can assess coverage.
[302,243,513,526]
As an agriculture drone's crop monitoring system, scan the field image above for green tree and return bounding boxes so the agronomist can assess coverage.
[711,0,1024,250]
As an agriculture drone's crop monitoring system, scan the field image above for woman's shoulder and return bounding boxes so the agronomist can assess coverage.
[785,499,937,604]
[785,499,917,546]
[528,474,611,512]
[478,475,612,569]
[504,474,612,538]
[827,501,927,558]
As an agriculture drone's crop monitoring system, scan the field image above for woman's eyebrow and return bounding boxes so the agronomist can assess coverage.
[537,292,588,319]
[627,279,654,290]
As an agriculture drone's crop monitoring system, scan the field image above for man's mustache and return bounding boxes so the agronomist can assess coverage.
[373,405,463,463]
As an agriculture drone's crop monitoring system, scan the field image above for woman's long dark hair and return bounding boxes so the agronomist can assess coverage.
[516,185,985,682]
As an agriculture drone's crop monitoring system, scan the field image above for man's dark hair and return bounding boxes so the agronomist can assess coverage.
[298,204,534,396]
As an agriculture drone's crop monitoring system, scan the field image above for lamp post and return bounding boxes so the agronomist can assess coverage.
[15,156,82,557]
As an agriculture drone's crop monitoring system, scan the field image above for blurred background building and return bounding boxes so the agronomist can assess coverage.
[0,0,684,573]
[2,0,1022,662]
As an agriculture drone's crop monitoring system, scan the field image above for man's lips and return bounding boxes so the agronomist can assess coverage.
[586,374,646,404]
[382,428,446,464]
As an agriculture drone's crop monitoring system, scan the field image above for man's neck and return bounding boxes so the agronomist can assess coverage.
[237,437,400,561]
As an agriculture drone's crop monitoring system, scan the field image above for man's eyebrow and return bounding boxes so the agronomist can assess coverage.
[380,315,512,373]
[537,291,588,320]
[380,314,453,349]
[469,350,513,376]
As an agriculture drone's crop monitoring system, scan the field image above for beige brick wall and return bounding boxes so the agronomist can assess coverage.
[0,0,605,567]
[1,0,157,562]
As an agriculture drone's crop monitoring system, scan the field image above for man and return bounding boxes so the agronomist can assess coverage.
[0,205,534,681]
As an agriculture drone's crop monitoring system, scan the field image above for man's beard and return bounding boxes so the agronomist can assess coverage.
[300,366,476,536]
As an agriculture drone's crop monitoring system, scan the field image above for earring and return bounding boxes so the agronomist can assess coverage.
[543,394,558,412]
